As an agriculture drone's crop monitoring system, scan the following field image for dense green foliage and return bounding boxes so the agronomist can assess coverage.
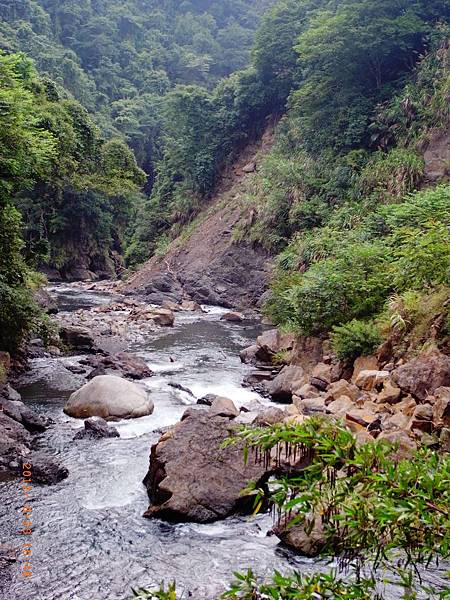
[0,51,144,352]
[222,418,450,599]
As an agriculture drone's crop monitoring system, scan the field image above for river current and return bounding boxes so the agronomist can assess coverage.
[0,286,447,600]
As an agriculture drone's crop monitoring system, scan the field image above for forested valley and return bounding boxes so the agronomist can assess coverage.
[0,1,449,599]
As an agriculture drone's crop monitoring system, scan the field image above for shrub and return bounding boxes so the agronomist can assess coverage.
[0,281,40,354]
[331,319,382,361]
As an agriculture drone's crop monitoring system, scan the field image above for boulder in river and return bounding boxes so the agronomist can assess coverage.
[22,453,69,485]
[64,375,154,420]
[59,325,98,353]
[83,352,153,380]
[143,411,270,523]
[74,418,120,440]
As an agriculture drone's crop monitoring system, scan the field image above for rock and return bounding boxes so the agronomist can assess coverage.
[59,325,97,353]
[74,418,120,440]
[391,348,450,401]
[150,308,175,327]
[393,396,417,417]
[34,287,58,315]
[294,397,326,415]
[16,359,85,395]
[295,384,321,399]
[354,370,390,392]
[352,356,379,383]
[265,366,305,403]
[142,274,184,305]
[83,352,152,380]
[385,411,411,431]
[197,394,217,407]
[256,329,296,363]
[327,380,360,403]
[327,396,354,418]
[162,300,182,312]
[143,412,271,523]
[64,376,154,421]
[274,515,326,558]
[23,453,69,485]
[209,397,239,419]
[413,404,433,421]
[311,363,335,385]
[253,407,286,426]
[180,300,202,312]
[432,387,450,428]
[168,382,196,399]
[377,381,401,404]
[408,419,433,434]
[239,345,261,365]
[220,311,244,323]
[310,377,329,392]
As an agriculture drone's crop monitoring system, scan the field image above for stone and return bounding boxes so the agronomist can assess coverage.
[265,366,305,403]
[327,379,360,403]
[440,429,450,452]
[74,417,120,440]
[377,381,401,404]
[143,412,271,523]
[354,370,390,392]
[23,453,69,485]
[311,363,335,385]
[391,348,450,401]
[413,404,433,421]
[181,300,203,312]
[83,352,153,380]
[64,376,154,421]
[59,325,97,353]
[209,397,239,419]
[253,408,286,426]
[294,397,326,415]
[274,515,326,558]
[197,394,217,407]
[408,419,433,434]
[327,396,354,418]
[294,384,321,399]
[386,411,411,431]
[393,396,417,417]
[239,345,260,365]
[150,308,175,327]
[162,300,181,312]
[220,311,244,323]
[255,329,296,363]
[310,377,329,392]
[352,356,379,383]
[432,387,450,428]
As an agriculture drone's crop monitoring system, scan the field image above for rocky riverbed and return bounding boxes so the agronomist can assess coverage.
[0,282,448,599]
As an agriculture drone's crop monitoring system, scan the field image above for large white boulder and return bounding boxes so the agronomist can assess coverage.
[64,375,154,421]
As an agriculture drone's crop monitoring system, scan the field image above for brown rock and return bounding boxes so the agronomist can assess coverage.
[150,308,175,327]
[354,370,390,392]
[391,348,450,401]
[180,300,202,312]
[377,381,401,404]
[352,356,379,383]
[393,396,417,417]
[143,412,271,523]
[274,515,326,557]
[327,396,354,418]
[253,408,286,426]
[220,311,244,323]
[294,397,326,415]
[408,419,433,434]
[294,383,321,399]
[440,428,450,452]
[256,329,296,362]
[265,366,306,403]
[328,380,360,403]
[413,404,433,421]
[209,397,239,419]
[432,387,450,428]
[311,363,335,384]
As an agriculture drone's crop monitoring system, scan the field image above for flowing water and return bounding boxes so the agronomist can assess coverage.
[0,286,447,600]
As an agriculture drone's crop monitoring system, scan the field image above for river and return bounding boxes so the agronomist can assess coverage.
[0,285,447,600]
[0,285,315,600]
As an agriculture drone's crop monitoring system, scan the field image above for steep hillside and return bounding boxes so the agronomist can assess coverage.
[124,128,275,309]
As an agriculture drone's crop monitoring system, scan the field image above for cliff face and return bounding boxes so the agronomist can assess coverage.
[124,129,275,309]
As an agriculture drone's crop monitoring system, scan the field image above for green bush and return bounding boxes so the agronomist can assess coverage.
[331,319,382,362]
[0,281,40,354]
